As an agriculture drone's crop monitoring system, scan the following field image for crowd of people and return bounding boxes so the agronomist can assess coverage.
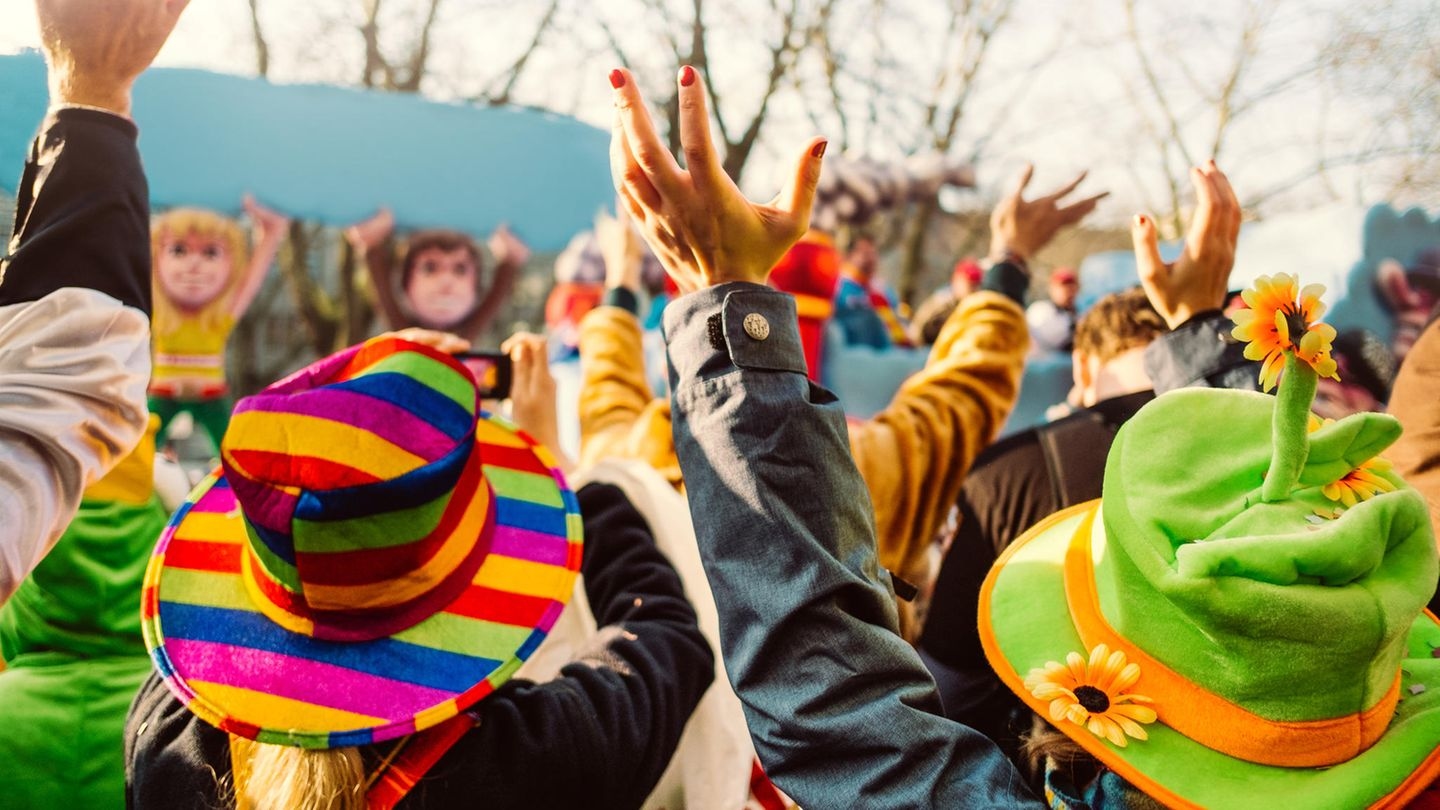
[0,2,1437,809]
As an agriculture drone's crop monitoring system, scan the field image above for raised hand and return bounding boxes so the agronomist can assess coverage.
[35,0,191,116]
[383,328,471,355]
[1132,160,1242,329]
[488,225,531,269]
[500,332,571,472]
[595,205,645,293]
[242,194,290,239]
[988,164,1107,265]
[609,65,825,292]
[344,208,395,251]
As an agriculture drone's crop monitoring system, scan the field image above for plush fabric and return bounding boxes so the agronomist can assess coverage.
[0,425,167,808]
[981,380,1440,807]
[142,337,583,749]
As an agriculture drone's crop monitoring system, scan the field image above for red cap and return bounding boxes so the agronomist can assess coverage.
[1051,267,1078,285]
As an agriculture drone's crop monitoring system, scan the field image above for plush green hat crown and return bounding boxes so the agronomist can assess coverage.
[1101,388,1434,731]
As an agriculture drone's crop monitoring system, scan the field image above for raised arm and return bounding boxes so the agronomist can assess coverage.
[611,65,1037,808]
[852,167,1105,627]
[227,194,290,319]
[346,208,408,330]
[0,0,188,600]
[577,210,682,486]
[1134,161,1258,393]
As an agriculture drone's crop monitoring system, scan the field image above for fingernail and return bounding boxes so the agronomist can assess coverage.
[812,140,828,159]
[1207,158,1217,169]
[680,65,696,87]
[609,69,625,89]
[1135,215,1147,227]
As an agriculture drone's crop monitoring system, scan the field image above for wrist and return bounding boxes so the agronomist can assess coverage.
[50,74,132,118]
[986,246,1030,273]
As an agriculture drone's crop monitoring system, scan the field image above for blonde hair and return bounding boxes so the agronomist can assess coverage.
[229,735,366,810]
[151,208,249,338]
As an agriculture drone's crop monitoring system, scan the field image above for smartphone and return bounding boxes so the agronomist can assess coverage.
[455,352,513,399]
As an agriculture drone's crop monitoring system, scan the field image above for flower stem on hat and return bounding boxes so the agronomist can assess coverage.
[1263,352,1319,503]
[1232,276,1339,503]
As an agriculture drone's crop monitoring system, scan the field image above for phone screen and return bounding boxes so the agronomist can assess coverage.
[456,352,512,399]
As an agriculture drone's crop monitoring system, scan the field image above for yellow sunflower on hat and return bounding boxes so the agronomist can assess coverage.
[1024,644,1157,747]
[1231,274,1340,391]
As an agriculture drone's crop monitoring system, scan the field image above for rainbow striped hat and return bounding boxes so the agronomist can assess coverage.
[140,337,583,749]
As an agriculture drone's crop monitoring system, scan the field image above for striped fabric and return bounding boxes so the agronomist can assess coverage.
[141,338,583,749]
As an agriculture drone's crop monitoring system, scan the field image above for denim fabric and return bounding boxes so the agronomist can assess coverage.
[665,283,1040,809]
[1143,311,1260,394]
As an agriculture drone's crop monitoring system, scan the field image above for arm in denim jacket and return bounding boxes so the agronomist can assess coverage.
[664,282,1039,809]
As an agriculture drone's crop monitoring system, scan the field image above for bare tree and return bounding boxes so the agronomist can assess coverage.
[891,0,1018,304]
[247,0,270,78]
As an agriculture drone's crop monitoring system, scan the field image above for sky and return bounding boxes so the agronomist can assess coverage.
[0,0,1426,231]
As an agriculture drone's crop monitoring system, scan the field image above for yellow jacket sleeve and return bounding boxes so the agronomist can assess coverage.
[847,291,1029,620]
[577,306,685,491]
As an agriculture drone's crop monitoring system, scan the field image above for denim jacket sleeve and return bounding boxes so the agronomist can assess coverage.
[664,283,1039,809]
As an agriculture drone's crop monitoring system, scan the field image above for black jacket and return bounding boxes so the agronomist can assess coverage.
[125,482,714,809]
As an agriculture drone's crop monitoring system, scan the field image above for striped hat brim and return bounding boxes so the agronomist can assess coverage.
[141,412,583,749]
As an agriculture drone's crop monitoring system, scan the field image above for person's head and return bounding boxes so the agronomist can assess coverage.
[151,209,247,330]
[139,336,585,807]
[1070,287,1167,408]
[400,230,484,328]
[1049,268,1079,310]
[982,277,1440,808]
[846,234,879,280]
[1312,329,1396,420]
[951,258,983,299]
[908,290,961,347]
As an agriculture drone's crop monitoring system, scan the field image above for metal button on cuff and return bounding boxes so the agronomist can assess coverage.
[743,313,770,341]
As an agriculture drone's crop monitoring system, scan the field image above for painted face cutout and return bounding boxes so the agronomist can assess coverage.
[405,247,478,328]
[156,232,233,311]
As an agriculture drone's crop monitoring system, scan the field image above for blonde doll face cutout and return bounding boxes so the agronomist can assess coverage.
[156,232,233,311]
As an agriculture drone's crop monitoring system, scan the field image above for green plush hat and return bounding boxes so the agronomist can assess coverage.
[980,275,1440,809]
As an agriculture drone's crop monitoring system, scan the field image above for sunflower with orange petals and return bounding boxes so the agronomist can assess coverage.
[1323,455,1398,508]
[1231,274,1340,391]
[1024,644,1157,747]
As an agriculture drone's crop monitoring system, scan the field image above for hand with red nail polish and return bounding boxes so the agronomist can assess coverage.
[1132,160,1243,329]
[607,65,826,291]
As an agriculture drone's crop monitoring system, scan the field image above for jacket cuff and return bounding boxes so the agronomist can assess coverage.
[603,287,640,315]
[663,283,808,388]
[978,261,1029,306]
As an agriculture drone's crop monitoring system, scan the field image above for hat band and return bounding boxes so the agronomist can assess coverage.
[1064,508,1400,767]
[241,447,498,642]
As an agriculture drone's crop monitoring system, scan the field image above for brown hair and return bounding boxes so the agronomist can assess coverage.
[1072,287,1168,365]
[1020,713,1103,789]
[400,230,484,288]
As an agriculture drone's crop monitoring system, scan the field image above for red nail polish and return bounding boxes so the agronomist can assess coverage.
[680,65,696,87]
[812,141,828,159]
[609,69,625,89]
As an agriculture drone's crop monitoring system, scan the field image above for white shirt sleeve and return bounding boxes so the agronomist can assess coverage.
[0,288,151,600]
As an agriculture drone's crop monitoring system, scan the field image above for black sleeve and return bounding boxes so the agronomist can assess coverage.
[979,260,1029,306]
[413,482,715,809]
[1,108,152,314]
[1144,310,1259,394]
[125,672,232,809]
